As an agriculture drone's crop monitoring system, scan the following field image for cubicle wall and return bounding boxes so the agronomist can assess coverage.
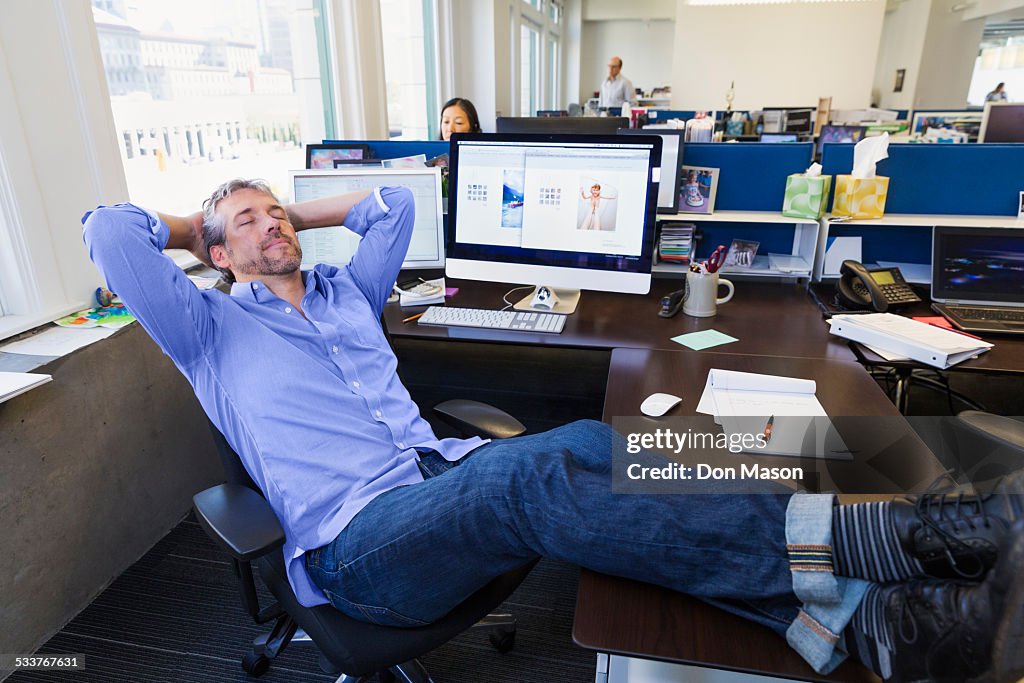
[820,143,1024,270]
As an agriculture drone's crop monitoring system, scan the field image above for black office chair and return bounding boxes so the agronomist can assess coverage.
[943,410,1024,484]
[193,400,530,682]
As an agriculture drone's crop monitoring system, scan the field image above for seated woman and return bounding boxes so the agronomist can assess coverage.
[439,97,482,141]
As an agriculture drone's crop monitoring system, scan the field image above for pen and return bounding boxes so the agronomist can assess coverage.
[403,312,425,324]
[762,415,774,444]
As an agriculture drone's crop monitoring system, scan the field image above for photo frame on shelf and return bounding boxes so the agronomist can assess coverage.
[724,239,760,269]
[678,165,719,215]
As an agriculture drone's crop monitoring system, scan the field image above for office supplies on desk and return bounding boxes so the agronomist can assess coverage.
[930,226,1024,334]
[683,270,734,318]
[829,313,993,369]
[837,260,921,312]
[0,371,52,403]
[705,245,726,273]
[639,392,683,417]
[417,306,565,333]
[695,369,848,459]
[402,312,425,324]
[396,277,445,306]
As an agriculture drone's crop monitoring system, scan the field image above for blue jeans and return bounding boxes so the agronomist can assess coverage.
[305,420,866,674]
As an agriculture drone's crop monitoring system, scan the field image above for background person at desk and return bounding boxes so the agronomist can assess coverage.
[598,55,636,111]
[82,179,1024,683]
[439,97,482,141]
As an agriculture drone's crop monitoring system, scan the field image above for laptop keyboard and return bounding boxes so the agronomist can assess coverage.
[947,306,1024,323]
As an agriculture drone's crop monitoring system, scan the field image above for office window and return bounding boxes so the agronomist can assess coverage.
[967,25,1024,106]
[546,35,558,108]
[520,22,540,116]
[91,0,334,213]
[381,0,440,140]
[548,0,562,23]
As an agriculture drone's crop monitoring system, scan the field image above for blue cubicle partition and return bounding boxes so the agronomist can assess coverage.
[682,142,813,211]
[322,139,450,161]
[820,143,1024,216]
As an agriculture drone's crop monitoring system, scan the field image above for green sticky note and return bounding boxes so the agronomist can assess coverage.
[671,329,739,350]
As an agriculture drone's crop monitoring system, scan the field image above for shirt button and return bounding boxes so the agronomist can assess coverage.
[285,307,292,313]
[332,345,339,353]
[397,441,406,449]
[353,381,360,389]
[375,410,382,418]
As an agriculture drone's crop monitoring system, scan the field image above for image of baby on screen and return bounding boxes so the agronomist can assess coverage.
[577,178,618,231]
[502,169,525,229]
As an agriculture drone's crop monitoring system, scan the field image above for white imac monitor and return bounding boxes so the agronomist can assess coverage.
[289,168,445,270]
[445,133,661,314]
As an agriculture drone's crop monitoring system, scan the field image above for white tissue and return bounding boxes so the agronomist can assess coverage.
[805,162,823,177]
[851,133,889,179]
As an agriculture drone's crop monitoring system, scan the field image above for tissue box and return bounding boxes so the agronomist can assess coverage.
[832,175,889,219]
[782,174,832,220]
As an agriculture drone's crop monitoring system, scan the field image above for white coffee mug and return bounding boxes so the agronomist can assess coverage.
[683,271,734,318]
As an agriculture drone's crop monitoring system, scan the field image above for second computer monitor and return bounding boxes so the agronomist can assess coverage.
[618,128,683,214]
[446,133,661,305]
[979,102,1024,143]
[496,116,629,135]
[290,168,445,269]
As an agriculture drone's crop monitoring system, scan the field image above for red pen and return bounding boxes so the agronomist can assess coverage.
[927,322,983,340]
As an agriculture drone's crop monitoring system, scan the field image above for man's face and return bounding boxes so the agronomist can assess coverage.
[210,188,302,281]
[607,59,621,79]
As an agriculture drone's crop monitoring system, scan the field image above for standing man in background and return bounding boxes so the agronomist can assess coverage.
[598,56,635,112]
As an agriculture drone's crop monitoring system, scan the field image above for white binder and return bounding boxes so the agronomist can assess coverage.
[829,313,993,369]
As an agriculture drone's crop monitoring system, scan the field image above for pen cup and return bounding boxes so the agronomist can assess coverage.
[683,271,734,318]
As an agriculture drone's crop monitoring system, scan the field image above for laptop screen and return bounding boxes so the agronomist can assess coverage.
[932,226,1024,306]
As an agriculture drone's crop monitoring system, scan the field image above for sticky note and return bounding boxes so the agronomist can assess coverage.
[671,329,739,350]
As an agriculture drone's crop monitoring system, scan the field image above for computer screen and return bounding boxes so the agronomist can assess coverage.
[762,107,815,135]
[816,125,867,157]
[289,168,445,270]
[446,133,661,297]
[495,117,630,135]
[618,128,683,213]
[979,103,1024,143]
[305,143,370,169]
[760,133,799,143]
[932,226,1024,306]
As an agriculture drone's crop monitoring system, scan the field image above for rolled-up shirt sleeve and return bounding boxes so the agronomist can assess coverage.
[81,203,215,371]
[343,186,416,316]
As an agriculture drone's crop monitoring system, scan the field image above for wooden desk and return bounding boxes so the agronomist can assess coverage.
[573,349,945,683]
[387,279,854,361]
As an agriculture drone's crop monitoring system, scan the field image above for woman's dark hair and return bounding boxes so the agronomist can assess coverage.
[439,97,482,139]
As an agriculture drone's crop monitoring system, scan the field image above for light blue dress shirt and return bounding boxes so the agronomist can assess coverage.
[82,187,484,607]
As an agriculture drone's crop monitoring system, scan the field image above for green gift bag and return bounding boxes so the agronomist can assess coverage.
[781,174,832,220]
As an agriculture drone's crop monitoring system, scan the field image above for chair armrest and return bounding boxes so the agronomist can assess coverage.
[433,399,527,440]
[956,411,1024,451]
[193,483,285,561]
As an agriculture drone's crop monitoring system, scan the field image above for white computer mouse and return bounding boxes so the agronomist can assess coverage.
[530,286,559,310]
[639,392,683,417]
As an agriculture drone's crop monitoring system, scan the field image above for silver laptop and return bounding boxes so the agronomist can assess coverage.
[931,226,1024,334]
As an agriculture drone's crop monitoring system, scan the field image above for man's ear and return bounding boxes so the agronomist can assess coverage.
[209,244,230,270]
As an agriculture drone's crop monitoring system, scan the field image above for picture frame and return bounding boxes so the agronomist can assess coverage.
[306,143,371,169]
[724,239,760,269]
[894,69,905,93]
[678,165,719,215]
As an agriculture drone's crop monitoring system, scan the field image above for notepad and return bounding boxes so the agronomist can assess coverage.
[0,372,52,403]
[695,369,850,460]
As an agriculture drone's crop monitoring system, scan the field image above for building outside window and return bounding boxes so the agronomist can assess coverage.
[91,0,334,214]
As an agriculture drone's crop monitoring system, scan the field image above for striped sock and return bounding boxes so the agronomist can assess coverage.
[844,584,894,680]
[833,502,923,582]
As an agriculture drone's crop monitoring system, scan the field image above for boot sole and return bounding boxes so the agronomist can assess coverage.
[975,522,1024,683]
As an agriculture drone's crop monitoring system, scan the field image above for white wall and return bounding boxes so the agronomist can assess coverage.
[583,0,675,20]
[671,0,886,110]
[872,0,931,109]
[914,0,986,108]
[580,19,675,104]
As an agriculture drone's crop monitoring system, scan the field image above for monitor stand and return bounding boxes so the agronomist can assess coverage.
[512,286,581,315]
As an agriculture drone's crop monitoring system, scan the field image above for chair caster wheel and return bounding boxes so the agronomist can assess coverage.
[489,629,516,653]
[242,652,271,676]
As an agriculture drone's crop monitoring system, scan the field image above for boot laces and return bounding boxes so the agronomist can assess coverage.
[913,472,993,580]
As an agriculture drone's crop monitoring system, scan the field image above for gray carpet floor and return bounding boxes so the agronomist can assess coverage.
[10,517,596,683]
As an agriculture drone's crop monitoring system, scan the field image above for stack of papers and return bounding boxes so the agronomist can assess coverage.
[0,372,52,403]
[397,277,445,306]
[695,369,849,459]
[829,313,993,369]
[658,223,694,264]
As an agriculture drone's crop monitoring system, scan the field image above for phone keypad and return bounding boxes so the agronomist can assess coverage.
[879,283,922,305]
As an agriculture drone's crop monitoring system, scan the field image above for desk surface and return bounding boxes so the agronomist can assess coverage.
[573,349,948,683]
[387,279,855,361]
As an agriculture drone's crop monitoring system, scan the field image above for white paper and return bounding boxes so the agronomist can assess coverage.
[838,313,991,354]
[696,369,826,419]
[876,261,931,285]
[0,371,52,403]
[0,325,116,357]
[851,133,889,179]
[823,236,862,276]
[804,162,823,177]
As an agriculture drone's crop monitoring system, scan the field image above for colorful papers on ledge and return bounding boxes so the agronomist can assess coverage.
[658,223,694,264]
[55,303,136,329]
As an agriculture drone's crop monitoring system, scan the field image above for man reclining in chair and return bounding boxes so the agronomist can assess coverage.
[83,180,1024,683]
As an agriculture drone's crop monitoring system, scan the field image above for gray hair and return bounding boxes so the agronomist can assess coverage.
[201,178,278,283]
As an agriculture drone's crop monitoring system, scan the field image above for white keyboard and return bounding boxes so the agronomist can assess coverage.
[417,306,566,334]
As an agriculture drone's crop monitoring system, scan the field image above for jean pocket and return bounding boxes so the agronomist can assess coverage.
[324,590,432,628]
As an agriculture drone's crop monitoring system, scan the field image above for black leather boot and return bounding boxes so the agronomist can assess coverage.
[893,471,1024,580]
[883,520,1024,683]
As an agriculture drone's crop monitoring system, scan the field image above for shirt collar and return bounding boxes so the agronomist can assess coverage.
[229,270,318,303]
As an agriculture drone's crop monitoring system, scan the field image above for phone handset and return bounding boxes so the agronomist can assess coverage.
[837,259,889,313]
